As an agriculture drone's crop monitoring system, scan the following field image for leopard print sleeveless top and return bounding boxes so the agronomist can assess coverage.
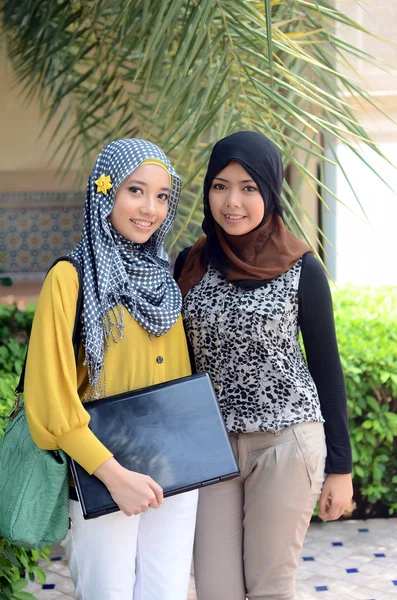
[183,260,324,433]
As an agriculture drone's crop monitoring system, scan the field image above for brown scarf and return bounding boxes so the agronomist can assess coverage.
[177,212,311,297]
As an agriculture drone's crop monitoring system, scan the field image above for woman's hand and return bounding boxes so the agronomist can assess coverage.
[94,457,164,516]
[318,473,353,521]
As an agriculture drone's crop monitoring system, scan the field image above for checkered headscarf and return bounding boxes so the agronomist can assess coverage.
[70,139,182,397]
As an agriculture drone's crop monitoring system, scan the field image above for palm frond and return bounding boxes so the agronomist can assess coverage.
[1,0,394,255]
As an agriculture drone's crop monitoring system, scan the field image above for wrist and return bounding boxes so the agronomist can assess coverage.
[94,457,125,487]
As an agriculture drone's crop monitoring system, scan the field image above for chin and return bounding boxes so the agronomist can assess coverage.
[222,224,251,236]
[129,233,153,244]
[228,229,249,236]
[129,226,162,244]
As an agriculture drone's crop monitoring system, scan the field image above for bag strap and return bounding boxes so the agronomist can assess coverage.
[15,257,84,395]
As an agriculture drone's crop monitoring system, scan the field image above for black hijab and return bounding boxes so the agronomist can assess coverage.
[202,130,284,287]
[177,130,311,296]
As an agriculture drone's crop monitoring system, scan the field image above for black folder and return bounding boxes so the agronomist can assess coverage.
[70,373,239,519]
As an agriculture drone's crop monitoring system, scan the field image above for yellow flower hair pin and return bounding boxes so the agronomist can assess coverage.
[95,174,113,195]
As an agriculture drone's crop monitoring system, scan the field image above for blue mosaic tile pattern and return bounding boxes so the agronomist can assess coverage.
[296,519,397,598]
[24,518,397,599]
[0,191,83,280]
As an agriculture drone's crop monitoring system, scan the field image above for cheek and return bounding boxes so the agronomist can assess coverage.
[208,193,221,217]
[158,202,169,223]
[250,196,265,222]
[111,192,128,219]
[109,191,132,229]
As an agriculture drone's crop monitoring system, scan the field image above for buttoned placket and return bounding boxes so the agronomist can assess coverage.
[147,331,165,380]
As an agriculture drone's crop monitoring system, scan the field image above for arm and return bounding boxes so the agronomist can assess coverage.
[24,261,112,475]
[299,253,353,519]
[24,262,163,515]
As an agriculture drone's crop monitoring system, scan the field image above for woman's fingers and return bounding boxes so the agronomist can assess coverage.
[318,473,353,521]
[318,490,329,518]
[97,461,164,515]
[147,477,164,505]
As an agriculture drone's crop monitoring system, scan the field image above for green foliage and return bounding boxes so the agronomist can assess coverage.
[333,286,397,515]
[0,305,34,437]
[0,304,48,600]
[0,539,48,600]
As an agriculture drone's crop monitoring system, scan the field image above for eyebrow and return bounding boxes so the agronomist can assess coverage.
[126,178,170,191]
[213,177,254,184]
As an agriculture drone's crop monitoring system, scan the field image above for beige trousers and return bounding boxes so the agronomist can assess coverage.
[194,421,327,600]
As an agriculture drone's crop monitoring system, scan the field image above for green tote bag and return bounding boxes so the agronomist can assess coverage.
[0,257,83,549]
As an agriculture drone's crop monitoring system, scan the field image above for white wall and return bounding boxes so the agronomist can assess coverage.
[335,143,397,285]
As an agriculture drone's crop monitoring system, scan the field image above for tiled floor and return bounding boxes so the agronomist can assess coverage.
[27,518,397,599]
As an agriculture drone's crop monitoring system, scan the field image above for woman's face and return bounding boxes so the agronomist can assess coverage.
[208,161,265,236]
[110,164,170,243]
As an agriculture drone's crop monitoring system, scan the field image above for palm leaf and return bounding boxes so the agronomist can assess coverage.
[1,0,395,254]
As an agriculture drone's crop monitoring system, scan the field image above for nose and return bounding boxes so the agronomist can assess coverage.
[225,188,241,208]
[141,194,157,217]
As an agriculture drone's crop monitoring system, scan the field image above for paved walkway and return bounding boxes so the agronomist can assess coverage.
[26,518,397,599]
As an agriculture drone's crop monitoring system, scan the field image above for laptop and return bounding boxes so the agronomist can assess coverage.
[70,373,239,519]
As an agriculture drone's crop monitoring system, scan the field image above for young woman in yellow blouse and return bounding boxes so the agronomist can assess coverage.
[24,139,197,600]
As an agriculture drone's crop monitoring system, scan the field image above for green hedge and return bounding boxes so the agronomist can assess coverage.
[333,286,397,516]
[0,304,49,600]
[0,305,34,438]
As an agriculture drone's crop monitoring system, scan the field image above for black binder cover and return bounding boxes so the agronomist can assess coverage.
[70,373,239,519]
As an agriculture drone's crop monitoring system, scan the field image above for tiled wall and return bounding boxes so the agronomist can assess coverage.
[0,191,83,281]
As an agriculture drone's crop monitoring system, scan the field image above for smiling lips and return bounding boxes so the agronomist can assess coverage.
[130,219,154,230]
[224,214,245,222]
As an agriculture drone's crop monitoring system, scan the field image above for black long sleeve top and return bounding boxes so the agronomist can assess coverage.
[174,249,352,474]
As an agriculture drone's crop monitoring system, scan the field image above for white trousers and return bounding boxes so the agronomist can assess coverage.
[62,490,198,600]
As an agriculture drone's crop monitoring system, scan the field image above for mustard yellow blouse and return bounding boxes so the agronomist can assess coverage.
[24,261,191,475]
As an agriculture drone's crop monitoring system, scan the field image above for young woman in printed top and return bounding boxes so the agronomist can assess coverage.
[175,131,353,600]
[24,139,197,600]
